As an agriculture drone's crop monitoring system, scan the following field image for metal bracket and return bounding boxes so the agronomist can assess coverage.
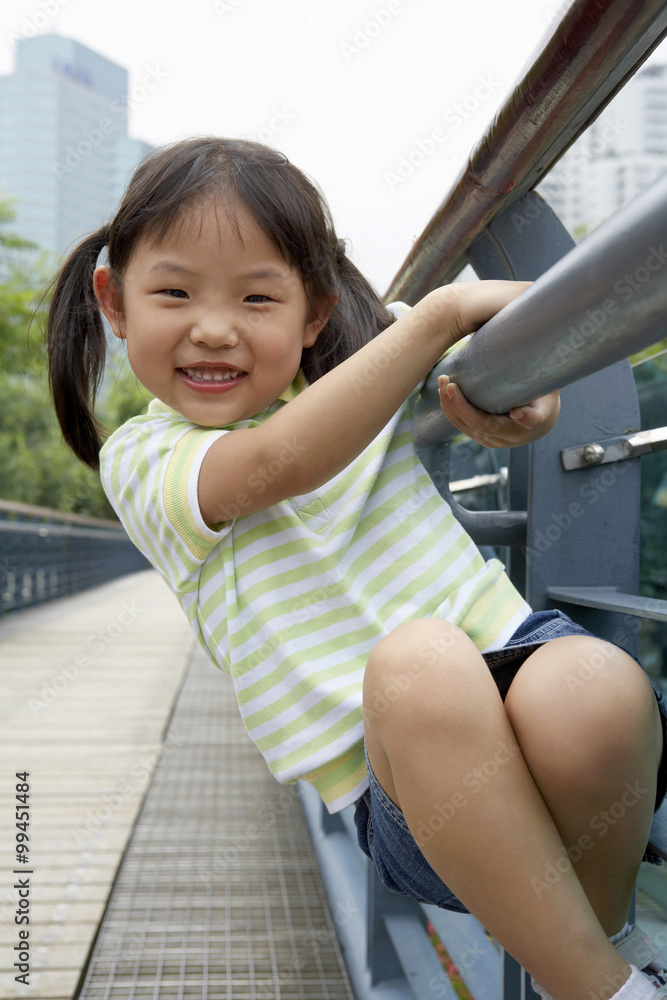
[560,426,667,470]
[546,585,667,623]
[450,467,508,495]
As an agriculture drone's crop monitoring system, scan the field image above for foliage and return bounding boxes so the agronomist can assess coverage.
[426,922,473,1000]
[101,350,153,432]
[0,200,150,519]
[633,352,667,581]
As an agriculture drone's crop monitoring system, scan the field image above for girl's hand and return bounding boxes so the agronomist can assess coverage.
[438,376,561,448]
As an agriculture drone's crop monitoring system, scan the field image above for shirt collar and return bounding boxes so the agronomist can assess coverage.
[276,369,308,402]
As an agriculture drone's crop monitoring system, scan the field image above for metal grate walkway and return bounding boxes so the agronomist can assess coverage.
[76,645,355,1000]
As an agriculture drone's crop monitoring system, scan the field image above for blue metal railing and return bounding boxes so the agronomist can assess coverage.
[299,1,667,998]
[0,499,150,613]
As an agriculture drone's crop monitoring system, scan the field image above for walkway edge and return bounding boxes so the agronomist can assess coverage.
[0,570,195,1000]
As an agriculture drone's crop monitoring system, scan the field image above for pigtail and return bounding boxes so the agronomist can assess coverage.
[47,226,110,470]
[301,238,397,383]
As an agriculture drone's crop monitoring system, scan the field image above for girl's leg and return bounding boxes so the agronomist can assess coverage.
[503,635,663,936]
[362,620,658,1000]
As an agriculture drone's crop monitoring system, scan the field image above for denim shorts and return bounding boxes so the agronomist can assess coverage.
[354,609,667,912]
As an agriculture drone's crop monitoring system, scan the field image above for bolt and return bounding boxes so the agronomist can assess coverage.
[581,443,605,465]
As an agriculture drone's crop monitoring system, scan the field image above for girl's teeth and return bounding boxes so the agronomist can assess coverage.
[184,367,240,382]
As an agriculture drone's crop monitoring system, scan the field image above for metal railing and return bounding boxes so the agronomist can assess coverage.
[385,0,667,303]
[299,1,667,998]
[0,499,150,613]
[415,173,667,434]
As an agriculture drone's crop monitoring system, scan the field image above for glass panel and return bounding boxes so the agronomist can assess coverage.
[633,353,667,690]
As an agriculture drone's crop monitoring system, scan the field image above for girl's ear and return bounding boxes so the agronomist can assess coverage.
[93,266,125,339]
[303,296,338,348]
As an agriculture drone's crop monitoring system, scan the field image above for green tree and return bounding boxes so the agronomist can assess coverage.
[0,201,150,518]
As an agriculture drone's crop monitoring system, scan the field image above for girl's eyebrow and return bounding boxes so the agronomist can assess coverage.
[147,262,287,281]
[148,261,196,277]
[238,267,288,281]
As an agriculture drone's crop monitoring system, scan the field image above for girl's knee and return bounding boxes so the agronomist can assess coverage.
[363,619,490,736]
[505,636,659,773]
[365,619,473,692]
[507,636,650,717]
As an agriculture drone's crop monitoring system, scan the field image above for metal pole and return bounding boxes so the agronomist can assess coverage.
[386,0,667,304]
[414,173,667,445]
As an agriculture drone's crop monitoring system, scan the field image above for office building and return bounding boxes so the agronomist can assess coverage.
[0,34,152,261]
[538,64,667,238]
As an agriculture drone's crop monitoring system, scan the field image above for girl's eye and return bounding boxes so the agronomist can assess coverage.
[161,288,188,299]
[245,294,272,304]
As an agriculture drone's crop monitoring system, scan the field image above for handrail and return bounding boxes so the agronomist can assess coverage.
[0,497,122,530]
[302,4,667,1000]
[414,173,667,443]
[385,0,667,304]
[0,501,148,614]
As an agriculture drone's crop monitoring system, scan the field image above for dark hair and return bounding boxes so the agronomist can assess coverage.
[47,136,395,469]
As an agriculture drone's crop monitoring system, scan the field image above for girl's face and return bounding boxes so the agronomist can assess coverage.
[94,199,331,427]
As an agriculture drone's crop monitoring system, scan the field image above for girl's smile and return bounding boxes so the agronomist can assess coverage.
[177,363,247,392]
[94,199,329,426]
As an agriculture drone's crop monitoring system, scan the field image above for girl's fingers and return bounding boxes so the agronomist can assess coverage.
[509,391,560,429]
[438,377,499,436]
[437,378,559,448]
[509,400,544,427]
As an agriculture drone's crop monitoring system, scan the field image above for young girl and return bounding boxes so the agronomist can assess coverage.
[47,137,667,1000]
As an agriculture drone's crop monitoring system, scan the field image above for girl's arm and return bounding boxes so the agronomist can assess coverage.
[198,281,530,525]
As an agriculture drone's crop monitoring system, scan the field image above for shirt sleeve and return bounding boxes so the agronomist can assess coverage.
[100,415,234,585]
[162,426,234,559]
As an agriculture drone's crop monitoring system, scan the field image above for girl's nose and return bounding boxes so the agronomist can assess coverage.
[190,315,240,348]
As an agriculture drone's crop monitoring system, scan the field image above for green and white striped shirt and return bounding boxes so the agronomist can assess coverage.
[100,372,530,812]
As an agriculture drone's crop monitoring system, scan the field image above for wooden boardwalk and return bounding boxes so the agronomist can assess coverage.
[0,572,353,1000]
[0,572,194,999]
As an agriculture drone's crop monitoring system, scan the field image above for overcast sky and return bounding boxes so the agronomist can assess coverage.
[1,0,666,292]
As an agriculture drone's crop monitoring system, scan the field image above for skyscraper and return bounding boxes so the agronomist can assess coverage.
[538,64,667,238]
[0,34,153,261]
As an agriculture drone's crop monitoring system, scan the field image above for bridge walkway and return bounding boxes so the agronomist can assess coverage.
[0,571,354,1000]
